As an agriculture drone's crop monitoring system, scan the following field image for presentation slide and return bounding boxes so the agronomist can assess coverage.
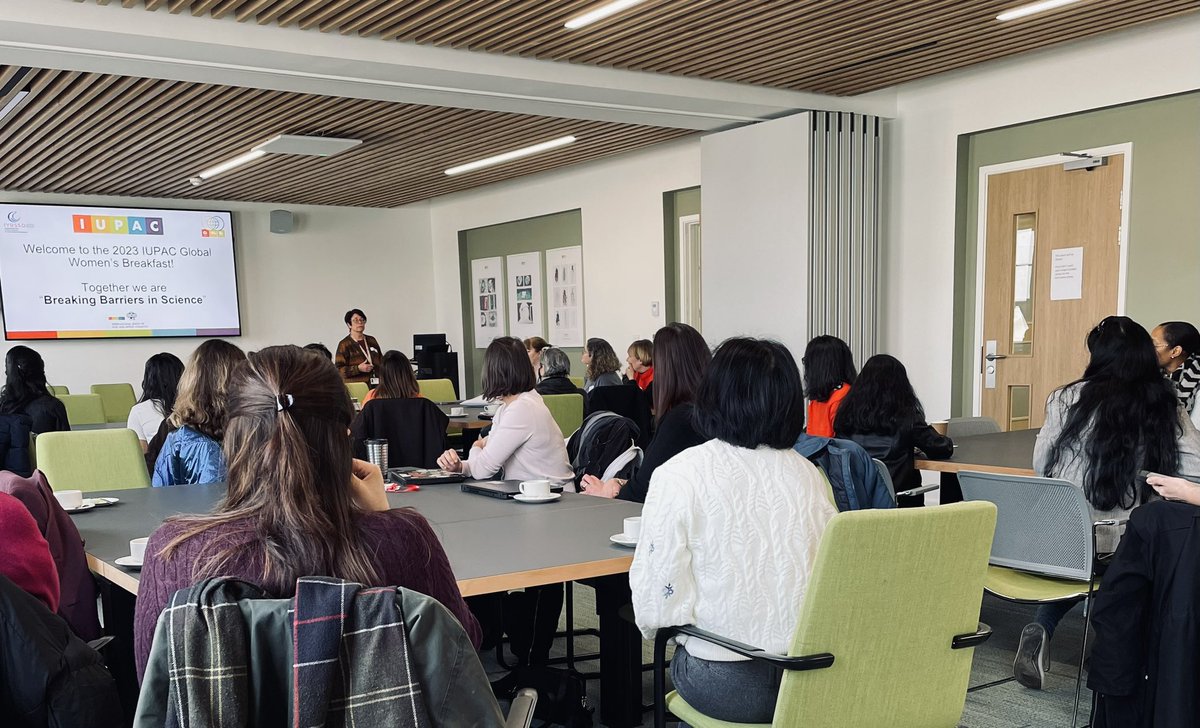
[0,203,241,340]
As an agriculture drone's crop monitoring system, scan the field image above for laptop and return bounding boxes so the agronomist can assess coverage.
[460,480,566,499]
[387,467,467,485]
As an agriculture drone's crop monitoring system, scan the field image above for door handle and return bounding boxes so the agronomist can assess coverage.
[985,354,1007,361]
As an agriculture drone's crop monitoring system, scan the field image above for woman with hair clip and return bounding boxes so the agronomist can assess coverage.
[152,340,245,487]
[802,335,858,438]
[1151,321,1200,415]
[134,345,479,680]
[1013,315,1200,691]
[581,323,711,503]
[359,350,420,405]
[0,346,68,434]
[582,337,623,392]
[127,353,185,452]
[834,354,953,507]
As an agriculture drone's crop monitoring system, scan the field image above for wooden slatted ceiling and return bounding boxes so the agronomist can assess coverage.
[0,67,693,207]
[76,0,1199,96]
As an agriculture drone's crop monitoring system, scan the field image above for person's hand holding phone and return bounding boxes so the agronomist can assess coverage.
[1147,473,1200,505]
[350,458,390,512]
[437,449,464,473]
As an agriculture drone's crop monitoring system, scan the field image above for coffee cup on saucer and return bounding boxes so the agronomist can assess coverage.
[623,516,642,541]
[450,406,465,416]
[129,537,149,563]
[519,480,552,498]
[54,489,83,510]
[484,403,500,415]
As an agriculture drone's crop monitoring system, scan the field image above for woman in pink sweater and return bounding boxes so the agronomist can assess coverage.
[134,345,479,681]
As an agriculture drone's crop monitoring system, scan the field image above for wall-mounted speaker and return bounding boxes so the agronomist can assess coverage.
[270,209,294,234]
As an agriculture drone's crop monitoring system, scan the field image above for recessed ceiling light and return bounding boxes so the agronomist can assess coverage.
[0,91,29,124]
[565,0,647,30]
[445,136,578,176]
[188,134,362,186]
[996,0,1085,22]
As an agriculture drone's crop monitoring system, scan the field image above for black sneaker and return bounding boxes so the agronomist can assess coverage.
[1014,623,1050,689]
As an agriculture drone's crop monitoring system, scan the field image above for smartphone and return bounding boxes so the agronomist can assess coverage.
[1138,470,1158,482]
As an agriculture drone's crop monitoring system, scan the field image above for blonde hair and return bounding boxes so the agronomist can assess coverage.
[169,339,246,440]
[628,339,653,367]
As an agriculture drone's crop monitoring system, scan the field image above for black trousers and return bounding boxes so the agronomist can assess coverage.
[470,583,565,666]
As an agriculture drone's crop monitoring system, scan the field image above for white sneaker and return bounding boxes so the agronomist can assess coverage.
[1014,623,1050,689]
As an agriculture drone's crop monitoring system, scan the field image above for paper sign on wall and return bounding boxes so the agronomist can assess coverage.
[471,256,506,348]
[506,252,543,341]
[545,245,584,347]
[1050,247,1084,301]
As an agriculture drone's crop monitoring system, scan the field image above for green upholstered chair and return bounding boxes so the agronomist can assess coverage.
[417,378,457,403]
[50,385,70,395]
[56,394,107,426]
[542,393,584,438]
[567,375,585,390]
[35,429,151,492]
[957,470,1105,728]
[345,382,370,403]
[653,501,997,728]
[90,383,137,423]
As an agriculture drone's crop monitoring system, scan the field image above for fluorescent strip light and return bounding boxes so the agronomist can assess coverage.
[997,0,1084,21]
[445,136,577,176]
[189,149,267,186]
[565,0,646,29]
[0,91,29,123]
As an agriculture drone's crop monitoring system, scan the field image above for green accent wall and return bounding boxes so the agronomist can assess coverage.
[952,91,1200,414]
[663,186,701,323]
[458,210,583,398]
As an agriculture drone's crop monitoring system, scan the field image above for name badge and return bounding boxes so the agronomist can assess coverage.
[369,377,380,386]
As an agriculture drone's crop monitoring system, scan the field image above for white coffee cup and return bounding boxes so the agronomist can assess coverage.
[450,406,465,416]
[623,516,642,540]
[519,480,552,498]
[54,489,83,510]
[484,403,500,415]
[129,537,149,562]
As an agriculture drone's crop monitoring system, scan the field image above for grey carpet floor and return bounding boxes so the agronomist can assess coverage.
[481,588,1096,727]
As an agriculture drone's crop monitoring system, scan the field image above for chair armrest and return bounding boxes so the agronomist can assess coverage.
[504,688,537,728]
[655,625,835,671]
[896,484,940,498]
[87,636,115,653]
[1093,518,1129,528]
[951,623,991,650]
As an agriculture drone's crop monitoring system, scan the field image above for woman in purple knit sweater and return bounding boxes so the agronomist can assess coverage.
[133,345,480,681]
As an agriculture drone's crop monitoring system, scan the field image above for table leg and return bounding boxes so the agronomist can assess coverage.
[98,578,138,726]
[594,574,642,728]
[940,472,963,504]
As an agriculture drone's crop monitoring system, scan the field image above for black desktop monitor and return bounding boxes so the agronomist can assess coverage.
[413,333,449,354]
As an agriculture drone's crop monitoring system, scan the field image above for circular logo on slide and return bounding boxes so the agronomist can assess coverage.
[205,215,224,231]
[127,312,137,320]
[5,212,18,223]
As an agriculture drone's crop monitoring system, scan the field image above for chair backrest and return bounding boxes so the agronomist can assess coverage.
[49,385,69,395]
[56,394,107,426]
[776,502,997,728]
[417,378,457,403]
[90,383,137,423]
[345,382,369,402]
[957,470,1094,581]
[542,393,584,438]
[352,398,448,469]
[585,385,652,448]
[567,375,585,390]
[871,457,895,504]
[35,429,151,492]
[946,416,1001,438]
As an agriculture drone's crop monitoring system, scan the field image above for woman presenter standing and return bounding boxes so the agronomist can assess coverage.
[335,308,383,387]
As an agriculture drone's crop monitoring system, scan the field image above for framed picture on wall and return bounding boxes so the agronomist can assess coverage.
[506,251,544,341]
[544,245,584,347]
[471,256,506,348]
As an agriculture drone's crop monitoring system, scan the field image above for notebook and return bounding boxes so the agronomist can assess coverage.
[460,480,566,499]
[387,467,467,485]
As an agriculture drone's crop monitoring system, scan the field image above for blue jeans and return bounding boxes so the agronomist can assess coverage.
[671,646,783,723]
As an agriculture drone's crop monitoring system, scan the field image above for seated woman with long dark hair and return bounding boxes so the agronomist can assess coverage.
[1015,315,1200,690]
[834,354,952,507]
[360,350,420,405]
[582,338,622,392]
[631,337,836,723]
[0,346,68,435]
[127,353,184,452]
[581,322,710,502]
[352,350,448,469]
[134,345,479,680]
[802,335,857,438]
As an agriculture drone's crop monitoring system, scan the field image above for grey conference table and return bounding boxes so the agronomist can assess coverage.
[72,481,647,727]
[914,427,1038,476]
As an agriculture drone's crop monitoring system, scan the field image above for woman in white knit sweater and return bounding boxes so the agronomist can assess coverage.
[630,337,837,722]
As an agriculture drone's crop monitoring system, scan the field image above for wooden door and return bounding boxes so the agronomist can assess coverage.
[980,155,1124,430]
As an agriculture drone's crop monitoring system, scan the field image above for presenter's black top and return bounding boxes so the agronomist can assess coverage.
[335,334,383,385]
[5,395,70,435]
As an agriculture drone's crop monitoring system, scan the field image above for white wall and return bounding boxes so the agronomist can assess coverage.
[700,114,811,357]
[885,15,1200,418]
[0,192,433,393]
[424,138,702,386]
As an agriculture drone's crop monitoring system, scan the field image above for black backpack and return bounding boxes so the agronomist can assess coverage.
[494,665,594,727]
[565,411,642,488]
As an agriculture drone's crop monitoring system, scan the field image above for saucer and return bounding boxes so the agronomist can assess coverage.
[84,497,120,507]
[609,533,638,547]
[114,556,143,569]
[513,493,561,503]
[62,502,96,513]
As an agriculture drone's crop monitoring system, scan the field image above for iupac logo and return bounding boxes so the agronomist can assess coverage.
[200,215,226,238]
[73,215,164,236]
